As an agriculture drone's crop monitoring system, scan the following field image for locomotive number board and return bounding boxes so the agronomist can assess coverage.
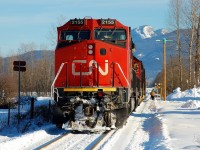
[70,19,85,25]
[101,19,115,25]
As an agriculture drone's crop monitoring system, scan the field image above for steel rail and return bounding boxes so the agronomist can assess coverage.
[87,130,118,150]
[34,132,70,150]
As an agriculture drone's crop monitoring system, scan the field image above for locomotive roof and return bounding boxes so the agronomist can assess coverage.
[58,18,128,30]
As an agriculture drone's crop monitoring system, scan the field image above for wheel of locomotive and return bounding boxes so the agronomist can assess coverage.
[133,97,137,111]
[52,105,65,127]
[129,98,135,113]
[115,108,130,128]
[104,111,112,127]
[132,92,138,111]
[136,90,140,106]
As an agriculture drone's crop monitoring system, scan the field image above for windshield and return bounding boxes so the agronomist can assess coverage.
[61,30,90,41]
[95,29,126,40]
[94,29,126,47]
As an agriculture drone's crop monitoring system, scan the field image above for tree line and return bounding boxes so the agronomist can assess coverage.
[154,0,200,94]
[0,15,67,106]
[0,43,54,105]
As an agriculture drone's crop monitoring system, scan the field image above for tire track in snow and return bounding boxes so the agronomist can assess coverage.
[140,100,171,150]
[126,99,153,150]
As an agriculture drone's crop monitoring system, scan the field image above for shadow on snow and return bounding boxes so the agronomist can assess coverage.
[131,112,169,150]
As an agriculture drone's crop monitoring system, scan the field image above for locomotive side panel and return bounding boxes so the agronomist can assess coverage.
[131,56,146,106]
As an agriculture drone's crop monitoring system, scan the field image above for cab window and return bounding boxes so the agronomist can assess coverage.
[61,30,90,41]
[94,29,126,47]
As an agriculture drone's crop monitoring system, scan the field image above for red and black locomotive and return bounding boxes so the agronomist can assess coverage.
[51,17,146,131]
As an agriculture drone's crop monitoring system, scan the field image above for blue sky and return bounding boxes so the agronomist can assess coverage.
[0,0,170,56]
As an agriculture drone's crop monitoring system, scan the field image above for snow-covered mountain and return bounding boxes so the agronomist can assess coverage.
[132,25,176,84]
[155,28,169,36]
[133,25,156,39]
[132,25,169,40]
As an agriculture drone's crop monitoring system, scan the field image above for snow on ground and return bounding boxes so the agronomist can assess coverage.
[100,99,170,150]
[0,97,60,150]
[156,100,200,149]
[0,87,200,150]
[100,87,200,150]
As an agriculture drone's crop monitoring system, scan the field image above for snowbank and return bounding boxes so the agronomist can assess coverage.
[167,87,200,101]
[0,97,51,130]
[181,100,200,109]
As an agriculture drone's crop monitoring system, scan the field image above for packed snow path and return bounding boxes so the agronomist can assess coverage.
[98,99,170,150]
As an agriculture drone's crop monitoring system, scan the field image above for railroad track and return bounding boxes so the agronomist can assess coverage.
[32,101,147,150]
[33,129,118,150]
[34,131,71,150]
[86,130,117,150]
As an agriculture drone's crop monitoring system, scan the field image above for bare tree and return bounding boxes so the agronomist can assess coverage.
[47,15,67,48]
[17,42,37,95]
[195,15,200,85]
[0,49,3,74]
[30,51,54,96]
[183,0,200,87]
[7,54,17,77]
[155,55,189,94]
[169,0,184,88]
[168,0,200,90]
[18,42,37,52]
[185,0,196,88]
[0,74,17,105]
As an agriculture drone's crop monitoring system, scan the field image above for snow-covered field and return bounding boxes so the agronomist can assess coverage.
[0,87,200,150]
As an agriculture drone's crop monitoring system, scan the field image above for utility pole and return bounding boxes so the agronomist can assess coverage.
[156,38,172,101]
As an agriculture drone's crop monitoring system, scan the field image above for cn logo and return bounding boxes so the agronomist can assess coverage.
[72,60,108,76]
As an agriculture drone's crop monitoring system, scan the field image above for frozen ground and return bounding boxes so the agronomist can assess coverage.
[0,87,200,150]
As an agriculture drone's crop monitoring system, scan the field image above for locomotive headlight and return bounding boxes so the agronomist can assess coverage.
[88,44,94,55]
[88,44,93,49]
[88,50,93,55]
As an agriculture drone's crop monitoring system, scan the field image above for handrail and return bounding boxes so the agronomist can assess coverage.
[51,62,68,100]
[114,62,130,87]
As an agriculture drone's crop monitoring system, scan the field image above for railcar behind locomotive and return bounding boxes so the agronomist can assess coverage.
[51,17,146,131]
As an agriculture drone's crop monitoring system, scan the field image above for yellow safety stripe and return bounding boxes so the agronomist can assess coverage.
[64,87,117,92]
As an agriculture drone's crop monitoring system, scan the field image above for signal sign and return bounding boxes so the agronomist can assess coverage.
[13,66,26,72]
[13,61,26,66]
[13,61,26,72]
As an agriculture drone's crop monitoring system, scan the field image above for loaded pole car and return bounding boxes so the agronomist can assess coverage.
[51,17,146,131]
